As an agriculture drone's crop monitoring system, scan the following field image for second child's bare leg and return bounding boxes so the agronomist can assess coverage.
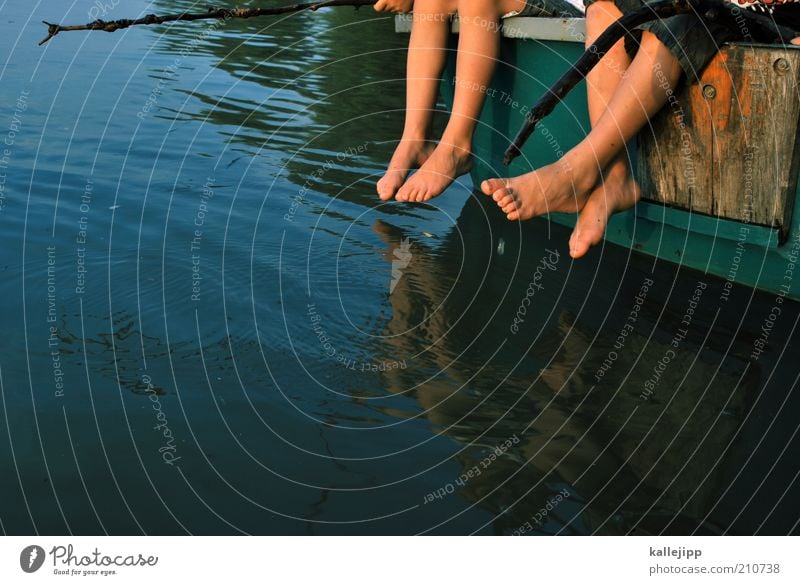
[481,30,682,227]
[378,0,456,201]
[396,0,527,202]
[569,1,641,258]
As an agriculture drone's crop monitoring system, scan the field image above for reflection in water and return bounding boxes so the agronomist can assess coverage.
[0,0,797,535]
[367,194,796,534]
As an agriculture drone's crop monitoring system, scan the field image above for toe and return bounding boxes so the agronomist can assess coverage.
[481,178,507,196]
[401,187,417,203]
[422,183,442,201]
[569,232,591,259]
[397,174,423,202]
[377,178,398,201]
[568,228,579,251]
[497,194,515,209]
[492,187,512,203]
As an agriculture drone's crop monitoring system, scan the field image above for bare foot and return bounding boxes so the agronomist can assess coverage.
[568,162,641,259]
[395,142,473,202]
[480,156,597,221]
[377,139,435,201]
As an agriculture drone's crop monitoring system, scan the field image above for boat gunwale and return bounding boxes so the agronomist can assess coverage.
[394,15,800,51]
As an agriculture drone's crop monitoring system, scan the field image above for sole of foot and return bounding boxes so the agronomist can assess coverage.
[568,169,641,259]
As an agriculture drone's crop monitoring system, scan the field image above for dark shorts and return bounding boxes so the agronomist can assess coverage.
[583,0,800,83]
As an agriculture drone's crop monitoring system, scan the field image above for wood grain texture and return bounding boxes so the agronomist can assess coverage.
[636,45,800,236]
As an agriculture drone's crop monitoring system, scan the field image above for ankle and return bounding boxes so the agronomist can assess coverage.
[603,157,631,183]
[400,121,431,140]
[561,150,599,194]
[399,133,427,143]
[396,137,432,154]
[440,124,474,150]
[437,135,473,155]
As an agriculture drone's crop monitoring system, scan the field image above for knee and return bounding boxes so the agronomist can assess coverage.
[585,2,624,44]
[639,30,674,64]
[495,0,528,16]
[453,0,504,17]
[415,0,458,14]
[640,30,666,52]
[428,0,459,14]
[586,1,624,22]
[640,31,683,77]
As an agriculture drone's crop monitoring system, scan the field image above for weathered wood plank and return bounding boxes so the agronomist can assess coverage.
[637,44,800,236]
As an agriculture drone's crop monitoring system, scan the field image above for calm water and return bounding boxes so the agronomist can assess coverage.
[0,0,798,535]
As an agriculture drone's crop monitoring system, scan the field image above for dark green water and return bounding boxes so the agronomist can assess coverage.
[0,0,798,535]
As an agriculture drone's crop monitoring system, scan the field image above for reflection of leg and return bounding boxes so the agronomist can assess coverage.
[372,219,439,331]
[372,220,416,314]
[377,0,454,201]
[481,31,681,226]
[373,219,456,400]
[396,0,526,202]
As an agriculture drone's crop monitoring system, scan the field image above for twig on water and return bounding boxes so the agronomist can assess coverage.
[39,0,379,46]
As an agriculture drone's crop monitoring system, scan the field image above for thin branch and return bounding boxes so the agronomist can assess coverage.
[503,0,800,165]
[39,0,379,46]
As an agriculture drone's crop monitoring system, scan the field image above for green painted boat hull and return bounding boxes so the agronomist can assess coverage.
[438,32,800,302]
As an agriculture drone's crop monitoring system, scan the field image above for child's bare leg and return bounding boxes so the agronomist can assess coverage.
[397,0,527,202]
[569,1,641,258]
[481,30,681,223]
[574,32,800,255]
[378,0,455,201]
